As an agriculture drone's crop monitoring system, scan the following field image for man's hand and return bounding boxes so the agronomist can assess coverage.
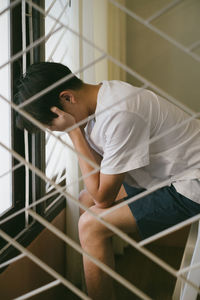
[49,106,76,131]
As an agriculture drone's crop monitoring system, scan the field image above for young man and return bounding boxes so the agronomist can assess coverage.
[17,62,200,300]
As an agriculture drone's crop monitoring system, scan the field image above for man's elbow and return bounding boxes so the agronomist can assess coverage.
[95,199,113,209]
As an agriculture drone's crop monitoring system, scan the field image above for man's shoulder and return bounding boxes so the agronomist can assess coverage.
[97,80,155,119]
[98,80,143,110]
[101,80,139,95]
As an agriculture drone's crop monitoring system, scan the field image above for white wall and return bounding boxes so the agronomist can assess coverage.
[81,0,108,84]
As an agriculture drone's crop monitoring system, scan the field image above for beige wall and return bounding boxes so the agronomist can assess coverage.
[94,0,108,82]
[126,0,200,112]
[83,0,127,83]
[0,209,67,300]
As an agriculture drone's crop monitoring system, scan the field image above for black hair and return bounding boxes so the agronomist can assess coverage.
[15,62,83,133]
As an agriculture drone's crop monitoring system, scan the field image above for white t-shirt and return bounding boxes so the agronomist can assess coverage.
[85,80,200,203]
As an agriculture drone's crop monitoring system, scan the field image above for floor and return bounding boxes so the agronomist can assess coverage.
[53,243,185,300]
[32,228,190,299]
[114,244,184,300]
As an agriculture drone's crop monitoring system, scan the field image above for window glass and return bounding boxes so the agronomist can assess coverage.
[0,1,12,215]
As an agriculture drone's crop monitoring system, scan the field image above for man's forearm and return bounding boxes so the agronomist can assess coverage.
[68,127,124,208]
[69,127,101,199]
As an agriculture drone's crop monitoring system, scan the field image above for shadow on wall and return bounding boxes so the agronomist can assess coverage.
[0,209,74,300]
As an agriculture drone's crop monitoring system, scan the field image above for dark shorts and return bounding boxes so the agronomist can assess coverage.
[123,183,200,240]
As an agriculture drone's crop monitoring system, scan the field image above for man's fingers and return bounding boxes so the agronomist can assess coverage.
[51,106,64,116]
[49,106,75,131]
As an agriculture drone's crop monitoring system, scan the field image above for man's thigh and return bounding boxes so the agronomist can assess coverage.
[86,201,141,241]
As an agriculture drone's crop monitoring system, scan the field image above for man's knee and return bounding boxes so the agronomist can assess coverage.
[78,211,98,247]
[78,209,109,248]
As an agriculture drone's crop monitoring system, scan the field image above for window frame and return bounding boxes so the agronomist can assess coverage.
[0,0,66,269]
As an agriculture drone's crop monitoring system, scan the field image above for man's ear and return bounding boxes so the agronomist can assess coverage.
[59,90,76,104]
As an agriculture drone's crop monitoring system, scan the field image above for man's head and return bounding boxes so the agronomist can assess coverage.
[15,62,83,132]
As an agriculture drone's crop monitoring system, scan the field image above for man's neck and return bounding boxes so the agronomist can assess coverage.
[81,83,102,116]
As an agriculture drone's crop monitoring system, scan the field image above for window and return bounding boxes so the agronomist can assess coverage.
[0,1,12,216]
[0,0,71,264]
[0,0,81,265]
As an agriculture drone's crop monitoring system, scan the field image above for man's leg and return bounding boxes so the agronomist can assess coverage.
[79,189,94,215]
[78,191,140,300]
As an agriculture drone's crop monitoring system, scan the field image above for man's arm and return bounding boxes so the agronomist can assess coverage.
[49,107,125,208]
[69,127,125,208]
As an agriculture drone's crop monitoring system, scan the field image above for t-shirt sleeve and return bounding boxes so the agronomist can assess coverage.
[100,111,150,174]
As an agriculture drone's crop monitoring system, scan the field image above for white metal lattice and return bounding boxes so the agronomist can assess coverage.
[0,0,200,299]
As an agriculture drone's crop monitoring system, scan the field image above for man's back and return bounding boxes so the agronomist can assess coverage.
[85,80,200,203]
